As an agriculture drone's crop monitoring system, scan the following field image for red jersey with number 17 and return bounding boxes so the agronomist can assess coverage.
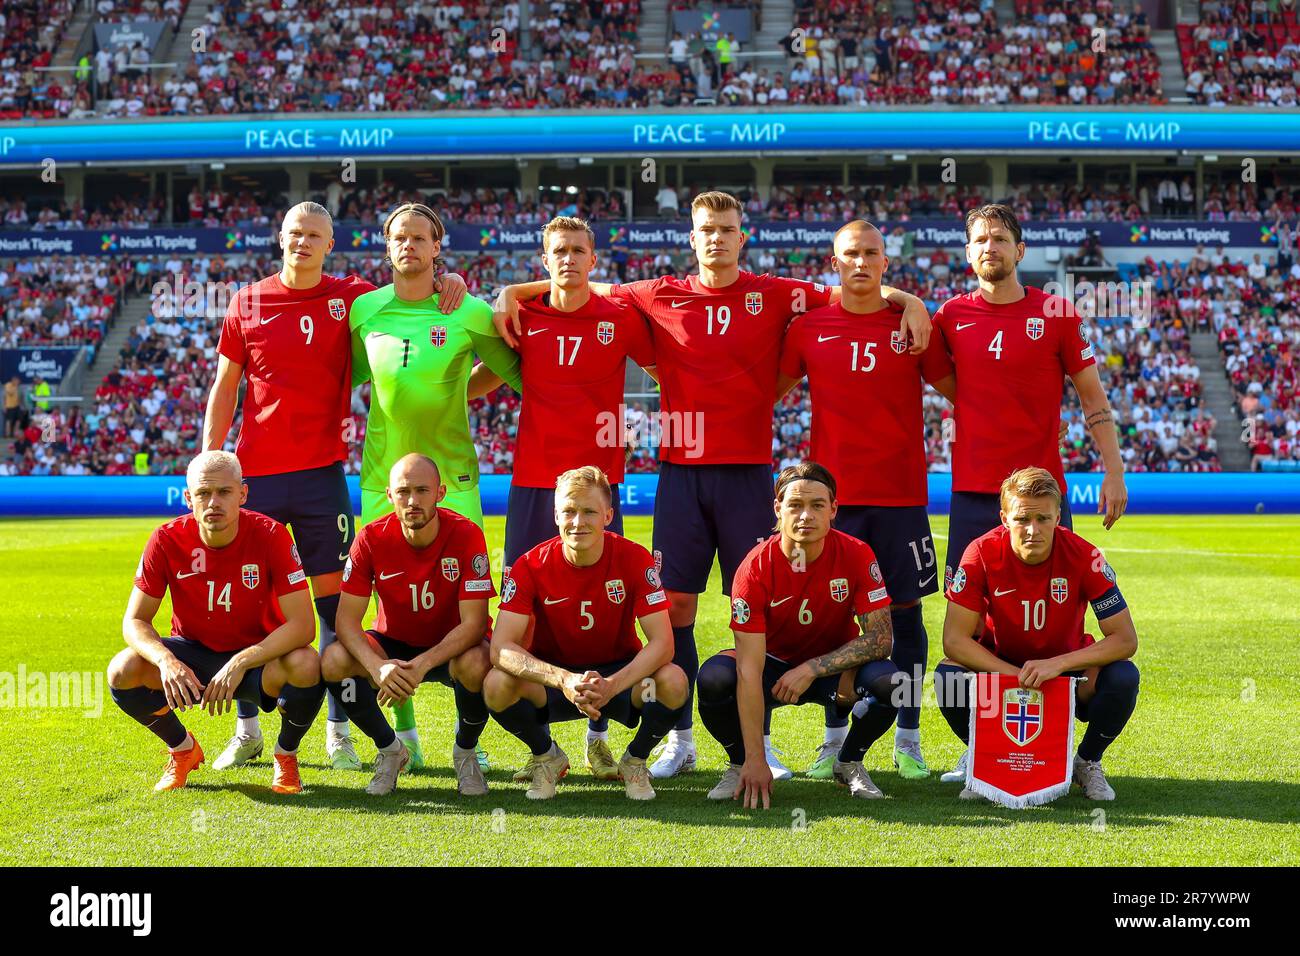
[933,286,1094,495]
[218,273,376,477]
[499,532,668,667]
[610,272,833,465]
[340,509,495,648]
[513,292,655,486]
[133,509,309,652]
[780,302,954,505]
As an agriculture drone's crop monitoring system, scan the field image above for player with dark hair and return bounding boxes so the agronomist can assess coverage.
[936,467,1140,800]
[107,451,325,794]
[322,453,495,797]
[484,466,688,801]
[697,462,900,807]
[778,219,956,780]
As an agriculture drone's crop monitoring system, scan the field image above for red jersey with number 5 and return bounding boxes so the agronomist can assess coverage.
[341,509,495,648]
[133,509,309,652]
[218,273,375,477]
[499,532,668,667]
[933,287,1094,495]
[610,272,832,465]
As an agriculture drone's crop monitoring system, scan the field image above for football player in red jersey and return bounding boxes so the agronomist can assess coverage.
[493,191,932,781]
[107,452,325,794]
[203,201,468,771]
[778,220,957,781]
[933,204,1128,620]
[935,467,1139,801]
[697,462,901,808]
[484,466,688,801]
[323,454,495,797]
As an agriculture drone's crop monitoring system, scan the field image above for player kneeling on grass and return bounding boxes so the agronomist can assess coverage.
[699,462,901,806]
[323,453,495,797]
[935,467,1139,801]
[484,466,687,801]
[108,451,325,794]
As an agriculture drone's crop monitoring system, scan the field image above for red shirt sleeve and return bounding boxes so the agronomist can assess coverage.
[622,309,656,368]
[767,275,833,316]
[932,300,954,356]
[778,317,806,380]
[729,555,768,634]
[217,290,248,365]
[270,522,309,597]
[919,323,956,384]
[340,528,374,598]
[500,553,536,616]
[458,523,497,600]
[1054,296,1095,376]
[1079,540,1117,602]
[630,545,669,617]
[945,538,989,614]
[606,278,658,320]
[853,542,892,614]
[133,528,169,598]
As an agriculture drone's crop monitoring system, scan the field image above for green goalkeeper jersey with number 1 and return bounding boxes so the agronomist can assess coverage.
[349,287,522,512]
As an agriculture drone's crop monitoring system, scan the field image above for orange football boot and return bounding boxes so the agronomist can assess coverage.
[154,737,205,792]
[271,752,304,794]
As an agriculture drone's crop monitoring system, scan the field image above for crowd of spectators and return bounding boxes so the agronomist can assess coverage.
[1179,1,1300,107]
[0,256,129,360]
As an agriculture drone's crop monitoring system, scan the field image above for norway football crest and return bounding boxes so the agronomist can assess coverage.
[890,330,907,354]
[241,564,260,590]
[605,578,626,604]
[745,292,763,315]
[830,578,849,603]
[596,321,615,345]
[1002,687,1043,746]
[442,557,460,581]
[1025,316,1045,340]
[430,325,447,348]
[328,297,346,321]
[1050,577,1069,604]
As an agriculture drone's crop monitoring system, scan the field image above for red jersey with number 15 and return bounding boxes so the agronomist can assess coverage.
[133,509,309,652]
[218,273,376,477]
[610,272,832,465]
[933,286,1094,495]
[499,532,668,667]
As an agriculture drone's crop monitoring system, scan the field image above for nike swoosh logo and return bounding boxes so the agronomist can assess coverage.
[955,322,976,331]
[543,597,568,605]
[769,596,793,607]
[994,587,1016,596]
[259,312,282,325]
[527,328,548,336]
[670,299,695,308]
[338,552,348,561]
[366,331,390,339]
[919,574,936,587]
[176,570,201,579]
[379,571,404,580]
[816,334,839,342]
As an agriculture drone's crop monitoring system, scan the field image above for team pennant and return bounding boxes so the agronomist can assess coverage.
[966,673,1076,808]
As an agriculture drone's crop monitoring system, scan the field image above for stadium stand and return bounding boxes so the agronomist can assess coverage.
[1178,0,1300,106]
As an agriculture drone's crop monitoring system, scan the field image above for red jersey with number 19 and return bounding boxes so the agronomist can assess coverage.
[499,532,668,667]
[133,509,309,652]
[610,272,832,465]
[933,286,1094,495]
[218,273,376,477]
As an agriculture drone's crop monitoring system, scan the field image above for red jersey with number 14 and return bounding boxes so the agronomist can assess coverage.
[218,273,375,477]
[499,532,668,667]
[611,272,832,465]
[341,509,495,648]
[133,509,309,652]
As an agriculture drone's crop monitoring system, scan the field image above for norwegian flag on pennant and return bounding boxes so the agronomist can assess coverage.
[966,673,1076,808]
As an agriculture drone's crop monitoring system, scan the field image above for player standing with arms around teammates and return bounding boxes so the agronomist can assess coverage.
[485,467,688,801]
[933,204,1128,612]
[495,190,933,780]
[323,454,496,797]
[936,467,1139,800]
[204,201,468,771]
[108,451,326,794]
[698,463,901,807]
[777,220,956,780]
[349,202,522,767]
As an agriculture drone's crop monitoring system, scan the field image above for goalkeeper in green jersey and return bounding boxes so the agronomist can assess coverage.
[349,201,522,766]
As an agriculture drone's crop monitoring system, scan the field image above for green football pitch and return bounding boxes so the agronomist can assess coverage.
[2,514,1297,866]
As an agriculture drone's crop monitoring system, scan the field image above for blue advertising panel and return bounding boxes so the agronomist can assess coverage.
[0,347,83,385]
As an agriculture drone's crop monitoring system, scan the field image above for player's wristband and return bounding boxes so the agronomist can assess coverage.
[1090,586,1127,620]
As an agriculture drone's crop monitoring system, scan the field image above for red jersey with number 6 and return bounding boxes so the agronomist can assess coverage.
[133,509,309,652]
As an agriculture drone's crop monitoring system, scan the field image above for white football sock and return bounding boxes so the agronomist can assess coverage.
[169,732,195,753]
[587,729,609,743]
[327,718,350,741]
[396,728,420,744]
[895,726,920,745]
[823,725,848,748]
[237,716,261,738]
[675,728,694,746]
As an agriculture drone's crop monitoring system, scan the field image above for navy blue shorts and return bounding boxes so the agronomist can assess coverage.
[504,482,623,570]
[244,462,354,577]
[162,636,276,711]
[833,504,939,604]
[703,652,844,712]
[652,461,774,596]
[945,490,1073,591]
[367,630,453,686]
[541,656,642,727]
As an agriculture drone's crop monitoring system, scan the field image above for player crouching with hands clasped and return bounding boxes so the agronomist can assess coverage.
[484,466,688,801]
[698,462,902,808]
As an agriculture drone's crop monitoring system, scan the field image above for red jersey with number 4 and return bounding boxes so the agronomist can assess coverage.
[945,525,1117,667]
[218,273,376,477]
[341,509,495,648]
[933,287,1094,494]
[500,532,668,667]
[611,272,832,465]
[780,302,954,505]
[514,292,655,486]
[133,509,309,652]
[730,529,892,665]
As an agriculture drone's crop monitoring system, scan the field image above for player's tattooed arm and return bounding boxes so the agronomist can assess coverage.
[806,607,894,676]
[202,354,244,451]
[1071,363,1127,528]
